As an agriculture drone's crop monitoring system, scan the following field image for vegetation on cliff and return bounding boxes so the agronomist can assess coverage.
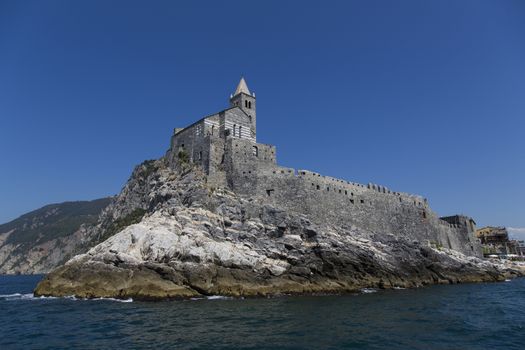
[0,198,112,274]
[0,199,111,245]
[95,208,146,245]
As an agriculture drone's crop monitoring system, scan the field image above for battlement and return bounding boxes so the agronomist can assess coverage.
[295,169,428,207]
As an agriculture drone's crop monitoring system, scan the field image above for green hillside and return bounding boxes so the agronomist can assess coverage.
[0,198,112,246]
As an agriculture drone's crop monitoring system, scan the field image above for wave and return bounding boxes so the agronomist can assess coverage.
[0,293,132,303]
[360,288,378,294]
[60,295,133,303]
[206,295,233,300]
[92,297,133,303]
[189,295,234,301]
[0,293,36,300]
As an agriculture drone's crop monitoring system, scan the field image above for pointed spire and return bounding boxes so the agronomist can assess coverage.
[234,77,250,96]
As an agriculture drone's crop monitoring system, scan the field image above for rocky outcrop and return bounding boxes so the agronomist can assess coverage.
[0,159,172,275]
[35,161,523,300]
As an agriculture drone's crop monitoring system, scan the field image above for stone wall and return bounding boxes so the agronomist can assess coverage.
[229,92,256,139]
[220,108,254,141]
[167,107,254,171]
[167,118,210,168]
[220,138,482,257]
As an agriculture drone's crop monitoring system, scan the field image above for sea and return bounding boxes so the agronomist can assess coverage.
[0,275,524,349]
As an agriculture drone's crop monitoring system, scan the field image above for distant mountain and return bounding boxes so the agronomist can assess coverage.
[0,198,112,274]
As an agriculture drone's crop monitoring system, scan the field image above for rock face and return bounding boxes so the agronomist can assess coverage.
[0,198,111,274]
[35,161,522,300]
[0,159,171,275]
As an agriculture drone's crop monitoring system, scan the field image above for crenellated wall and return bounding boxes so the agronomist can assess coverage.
[219,138,482,257]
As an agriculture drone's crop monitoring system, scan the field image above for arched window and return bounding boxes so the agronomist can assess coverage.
[239,126,242,138]
[252,146,258,157]
[211,125,215,135]
[233,124,237,136]
[248,101,252,109]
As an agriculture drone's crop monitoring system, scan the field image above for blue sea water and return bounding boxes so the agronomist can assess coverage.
[0,275,524,349]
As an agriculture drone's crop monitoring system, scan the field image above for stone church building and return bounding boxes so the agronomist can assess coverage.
[166,78,482,258]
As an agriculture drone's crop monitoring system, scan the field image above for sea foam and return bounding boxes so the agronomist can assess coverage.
[0,293,132,303]
[360,288,378,294]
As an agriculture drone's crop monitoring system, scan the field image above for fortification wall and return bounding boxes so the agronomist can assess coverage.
[222,138,481,257]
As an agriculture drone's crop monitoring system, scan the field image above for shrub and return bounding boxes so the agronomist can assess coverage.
[178,150,189,164]
[97,208,147,243]
[138,159,157,179]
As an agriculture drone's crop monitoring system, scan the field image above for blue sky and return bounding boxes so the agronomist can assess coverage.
[0,0,524,236]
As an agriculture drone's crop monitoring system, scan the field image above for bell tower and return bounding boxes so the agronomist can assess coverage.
[230,77,256,140]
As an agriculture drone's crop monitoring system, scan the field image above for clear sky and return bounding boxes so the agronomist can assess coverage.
[1,1,524,236]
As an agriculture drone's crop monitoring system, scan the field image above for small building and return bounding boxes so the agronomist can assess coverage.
[476,226,508,244]
[517,241,525,256]
[476,226,523,258]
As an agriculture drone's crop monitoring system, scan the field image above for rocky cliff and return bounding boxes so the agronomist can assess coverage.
[35,160,523,300]
[0,158,187,275]
[0,198,111,274]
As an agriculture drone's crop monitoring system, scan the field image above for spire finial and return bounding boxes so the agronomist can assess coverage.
[233,77,250,96]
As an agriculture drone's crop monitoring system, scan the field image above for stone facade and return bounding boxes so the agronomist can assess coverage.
[165,78,482,257]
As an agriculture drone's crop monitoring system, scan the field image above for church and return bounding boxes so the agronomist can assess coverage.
[167,77,276,180]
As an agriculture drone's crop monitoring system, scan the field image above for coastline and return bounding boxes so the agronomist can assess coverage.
[33,269,525,302]
[33,211,524,301]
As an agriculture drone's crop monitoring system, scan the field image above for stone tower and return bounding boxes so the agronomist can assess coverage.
[230,77,256,140]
